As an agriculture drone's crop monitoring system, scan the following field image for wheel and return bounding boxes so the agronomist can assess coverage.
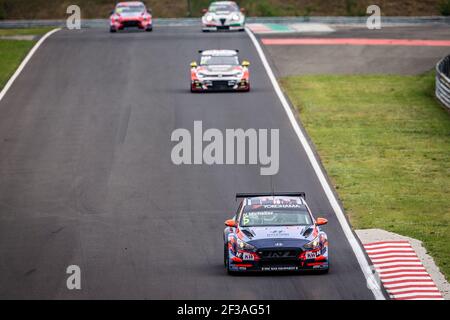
[224,244,237,275]
[146,27,153,32]
[317,267,329,274]
[110,28,117,33]
[224,244,228,267]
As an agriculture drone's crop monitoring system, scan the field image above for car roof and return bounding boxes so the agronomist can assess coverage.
[117,1,145,7]
[242,196,307,206]
[201,49,238,57]
[210,1,238,5]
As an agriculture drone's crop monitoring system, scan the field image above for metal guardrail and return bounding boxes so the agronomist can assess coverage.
[435,56,450,111]
[1,16,450,28]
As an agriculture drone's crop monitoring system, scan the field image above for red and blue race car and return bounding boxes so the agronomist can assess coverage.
[109,1,152,33]
[224,193,329,274]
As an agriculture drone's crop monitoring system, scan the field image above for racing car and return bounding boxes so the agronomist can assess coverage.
[190,49,250,92]
[201,1,245,32]
[224,193,329,274]
[109,1,152,33]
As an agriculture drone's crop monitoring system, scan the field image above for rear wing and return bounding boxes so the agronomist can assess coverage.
[236,192,306,200]
[198,49,239,54]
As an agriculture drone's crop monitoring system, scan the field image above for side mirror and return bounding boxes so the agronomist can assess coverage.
[202,8,208,14]
[110,10,115,15]
[242,60,250,67]
[147,9,152,14]
[316,218,328,226]
[190,61,197,68]
[224,219,237,227]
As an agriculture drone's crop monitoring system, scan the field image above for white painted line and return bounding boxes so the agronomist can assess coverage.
[378,267,427,273]
[383,281,436,288]
[364,243,412,249]
[245,27,385,300]
[391,292,443,298]
[383,276,433,283]
[290,23,335,33]
[371,257,420,263]
[0,28,61,103]
[401,297,444,300]
[380,271,429,278]
[366,247,415,253]
[389,287,440,293]
[369,252,417,258]
[374,261,423,267]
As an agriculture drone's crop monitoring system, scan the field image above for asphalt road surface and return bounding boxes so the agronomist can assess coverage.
[0,26,376,299]
[262,25,450,76]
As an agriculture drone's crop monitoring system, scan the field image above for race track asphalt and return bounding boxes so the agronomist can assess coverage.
[0,26,377,299]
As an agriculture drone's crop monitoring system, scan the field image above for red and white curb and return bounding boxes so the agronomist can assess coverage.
[365,241,444,300]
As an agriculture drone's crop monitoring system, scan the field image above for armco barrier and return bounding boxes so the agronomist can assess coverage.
[1,16,450,28]
[435,55,450,111]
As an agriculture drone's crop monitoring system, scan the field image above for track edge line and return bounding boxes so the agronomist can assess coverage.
[0,28,61,102]
[245,26,386,300]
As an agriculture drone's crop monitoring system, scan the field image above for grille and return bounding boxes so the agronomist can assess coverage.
[122,21,140,27]
[258,249,301,260]
[211,80,232,89]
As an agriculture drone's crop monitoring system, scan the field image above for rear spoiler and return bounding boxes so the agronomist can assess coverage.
[198,49,239,53]
[236,192,306,200]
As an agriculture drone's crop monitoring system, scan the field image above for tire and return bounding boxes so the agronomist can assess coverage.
[224,244,228,267]
[110,28,117,33]
[224,244,237,275]
[146,27,153,32]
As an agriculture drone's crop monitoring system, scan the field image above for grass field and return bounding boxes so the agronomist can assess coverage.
[0,28,52,89]
[0,27,53,36]
[281,72,450,280]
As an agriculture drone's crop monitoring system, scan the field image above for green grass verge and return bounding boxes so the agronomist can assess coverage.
[0,27,53,36]
[281,72,450,280]
[0,28,52,89]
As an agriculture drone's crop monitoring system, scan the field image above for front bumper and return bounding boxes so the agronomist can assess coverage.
[202,25,245,31]
[111,19,152,30]
[191,78,249,92]
[227,247,329,272]
[202,18,245,31]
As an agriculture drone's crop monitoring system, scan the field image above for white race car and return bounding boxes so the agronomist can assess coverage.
[201,1,245,32]
[190,50,250,92]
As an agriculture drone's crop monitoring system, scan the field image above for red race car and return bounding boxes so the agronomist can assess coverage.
[110,1,152,33]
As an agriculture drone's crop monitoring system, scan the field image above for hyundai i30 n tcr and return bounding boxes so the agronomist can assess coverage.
[224,193,329,274]
[190,49,250,92]
[202,1,245,32]
[110,1,152,32]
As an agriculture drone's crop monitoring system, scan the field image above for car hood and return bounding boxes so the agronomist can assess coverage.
[198,65,240,74]
[118,12,143,19]
[240,225,316,240]
[239,226,315,249]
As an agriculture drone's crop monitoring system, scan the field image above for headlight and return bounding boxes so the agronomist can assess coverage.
[304,236,320,250]
[231,13,240,21]
[206,15,213,22]
[234,71,243,78]
[236,238,255,251]
[197,72,206,78]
